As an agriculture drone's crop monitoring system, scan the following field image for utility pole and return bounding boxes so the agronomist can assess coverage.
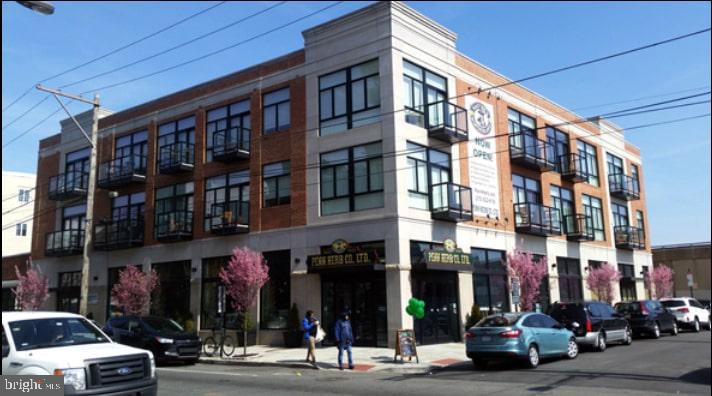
[36,85,99,317]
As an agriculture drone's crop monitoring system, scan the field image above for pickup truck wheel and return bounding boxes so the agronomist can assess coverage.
[595,333,606,352]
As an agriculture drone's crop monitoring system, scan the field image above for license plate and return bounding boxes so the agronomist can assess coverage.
[481,336,492,342]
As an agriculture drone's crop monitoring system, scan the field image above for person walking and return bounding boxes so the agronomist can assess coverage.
[303,310,319,368]
[334,312,354,370]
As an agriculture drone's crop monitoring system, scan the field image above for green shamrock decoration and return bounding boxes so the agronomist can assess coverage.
[406,298,426,319]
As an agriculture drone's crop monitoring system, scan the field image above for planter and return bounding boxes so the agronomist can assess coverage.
[282,330,303,348]
[236,331,257,347]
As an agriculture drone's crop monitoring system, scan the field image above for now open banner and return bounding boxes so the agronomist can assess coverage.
[466,95,500,219]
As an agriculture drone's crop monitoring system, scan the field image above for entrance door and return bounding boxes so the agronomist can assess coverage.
[321,273,387,347]
[151,261,191,325]
[412,272,460,345]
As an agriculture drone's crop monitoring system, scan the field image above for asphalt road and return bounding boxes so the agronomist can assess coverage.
[157,330,711,396]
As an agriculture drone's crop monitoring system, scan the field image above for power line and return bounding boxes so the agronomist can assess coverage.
[601,92,710,116]
[1,97,49,130]
[5,111,710,232]
[59,2,288,90]
[569,85,711,112]
[1,1,227,114]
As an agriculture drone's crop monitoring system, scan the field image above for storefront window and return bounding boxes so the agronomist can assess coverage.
[470,248,509,314]
[151,261,191,328]
[618,263,637,302]
[260,251,291,330]
[557,257,583,302]
[201,256,239,330]
[57,271,81,313]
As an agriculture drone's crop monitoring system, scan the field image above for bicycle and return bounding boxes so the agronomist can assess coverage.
[202,320,236,358]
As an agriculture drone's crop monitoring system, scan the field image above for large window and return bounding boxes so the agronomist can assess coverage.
[471,248,509,314]
[155,182,194,238]
[206,100,250,162]
[320,59,380,135]
[158,116,195,169]
[612,202,629,227]
[204,170,250,230]
[606,153,624,178]
[577,140,599,186]
[512,174,541,205]
[557,257,583,302]
[112,192,145,222]
[263,161,290,207]
[636,210,645,231]
[403,60,447,128]
[320,142,383,215]
[263,88,290,134]
[582,194,605,240]
[546,126,569,172]
[64,147,90,189]
[551,185,574,234]
[115,129,148,171]
[508,108,536,135]
[406,142,450,210]
[62,203,86,233]
[260,250,291,330]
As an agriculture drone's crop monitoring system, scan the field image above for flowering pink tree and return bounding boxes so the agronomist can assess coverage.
[13,259,49,311]
[111,265,158,316]
[650,265,674,298]
[505,250,548,311]
[219,247,269,356]
[586,262,620,304]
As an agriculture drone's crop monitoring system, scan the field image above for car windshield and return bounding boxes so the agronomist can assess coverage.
[476,314,521,327]
[142,317,184,333]
[661,300,686,308]
[9,317,109,351]
[616,302,641,313]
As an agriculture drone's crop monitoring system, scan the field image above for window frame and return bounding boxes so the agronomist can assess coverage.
[262,161,291,207]
[111,192,145,222]
[402,59,448,128]
[546,126,569,172]
[262,88,290,134]
[582,194,605,240]
[206,100,251,162]
[577,140,599,186]
[15,223,27,237]
[470,247,510,314]
[154,182,194,238]
[319,59,380,134]
[115,130,148,169]
[406,141,451,209]
[204,170,250,230]
[157,116,196,170]
[550,185,574,234]
[612,202,629,227]
[606,153,625,178]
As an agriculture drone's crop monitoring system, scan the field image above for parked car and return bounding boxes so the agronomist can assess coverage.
[614,300,678,338]
[465,312,578,369]
[2,311,157,395]
[104,315,201,365]
[547,301,631,351]
[660,297,711,332]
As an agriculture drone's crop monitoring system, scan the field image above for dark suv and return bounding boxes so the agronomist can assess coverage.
[548,301,631,351]
[614,300,678,338]
[104,315,201,365]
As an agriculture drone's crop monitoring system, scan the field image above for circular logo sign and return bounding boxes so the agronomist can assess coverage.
[469,102,492,136]
[443,238,457,253]
[331,239,349,254]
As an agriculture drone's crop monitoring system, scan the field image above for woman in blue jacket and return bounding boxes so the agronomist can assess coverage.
[334,313,354,370]
[303,310,318,367]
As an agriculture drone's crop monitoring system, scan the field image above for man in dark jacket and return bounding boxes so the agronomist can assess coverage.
[334,313,354,370]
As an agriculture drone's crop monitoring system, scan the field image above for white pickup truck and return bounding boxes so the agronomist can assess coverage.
[2,311,157,396]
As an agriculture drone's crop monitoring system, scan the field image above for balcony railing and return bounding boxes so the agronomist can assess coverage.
[564,214,595,242]
[560,153,589,182]
[97,154,146,189]
[426,101,468,143]
[158,142,194,174]
[614,225,645,250]
[210,201,249,235]
[514,203,562,236]
[430,182,473,222]
[608,173,640,200]
[509,132,557,171]
[212,127,250,162]
[93,218,144,251]
[155,210,193,242]
[48,170,88,201]
[45,229,84,256]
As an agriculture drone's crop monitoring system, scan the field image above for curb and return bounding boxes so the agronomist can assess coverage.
[198,357,440,374]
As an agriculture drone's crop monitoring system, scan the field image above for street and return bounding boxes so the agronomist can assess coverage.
[157,331,711,396]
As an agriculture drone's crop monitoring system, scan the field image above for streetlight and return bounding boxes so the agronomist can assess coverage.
[16,1,54,15]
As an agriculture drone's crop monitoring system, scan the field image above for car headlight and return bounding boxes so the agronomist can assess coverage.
[155,336,174,344]
[54,368,86,391]
[149,356,156,379]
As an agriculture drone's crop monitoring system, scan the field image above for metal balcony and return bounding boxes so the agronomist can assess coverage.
[45,229,84,256]
[608,174,640,200]
[509,132,557,171]
[426,101,468,144]
[212,127,250,162]
[155,210,193,242]
[614,225,645,250]
[430,182,473,222]
[514,203,562,236]
[209,201,249,235]
[48,170,88,201]
[560,153,589,183]
[158,142,194,174]
[97,154,146,189]
[564,214,595,242]
[93,218,144,251]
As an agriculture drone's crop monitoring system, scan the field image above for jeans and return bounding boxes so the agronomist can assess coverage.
[337,342,353,368]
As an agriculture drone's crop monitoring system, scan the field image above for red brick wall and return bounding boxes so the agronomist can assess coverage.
[2,254,30,281]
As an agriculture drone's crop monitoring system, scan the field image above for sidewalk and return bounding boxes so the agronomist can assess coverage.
[199,342,468,373]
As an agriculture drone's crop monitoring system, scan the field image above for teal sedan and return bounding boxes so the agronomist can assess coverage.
[465,312,578,369]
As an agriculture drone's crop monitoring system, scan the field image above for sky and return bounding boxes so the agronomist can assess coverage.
[2,1,710,245]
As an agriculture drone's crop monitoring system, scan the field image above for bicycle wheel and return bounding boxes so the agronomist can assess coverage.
[203,336,219,357]
[221,335,236,357]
